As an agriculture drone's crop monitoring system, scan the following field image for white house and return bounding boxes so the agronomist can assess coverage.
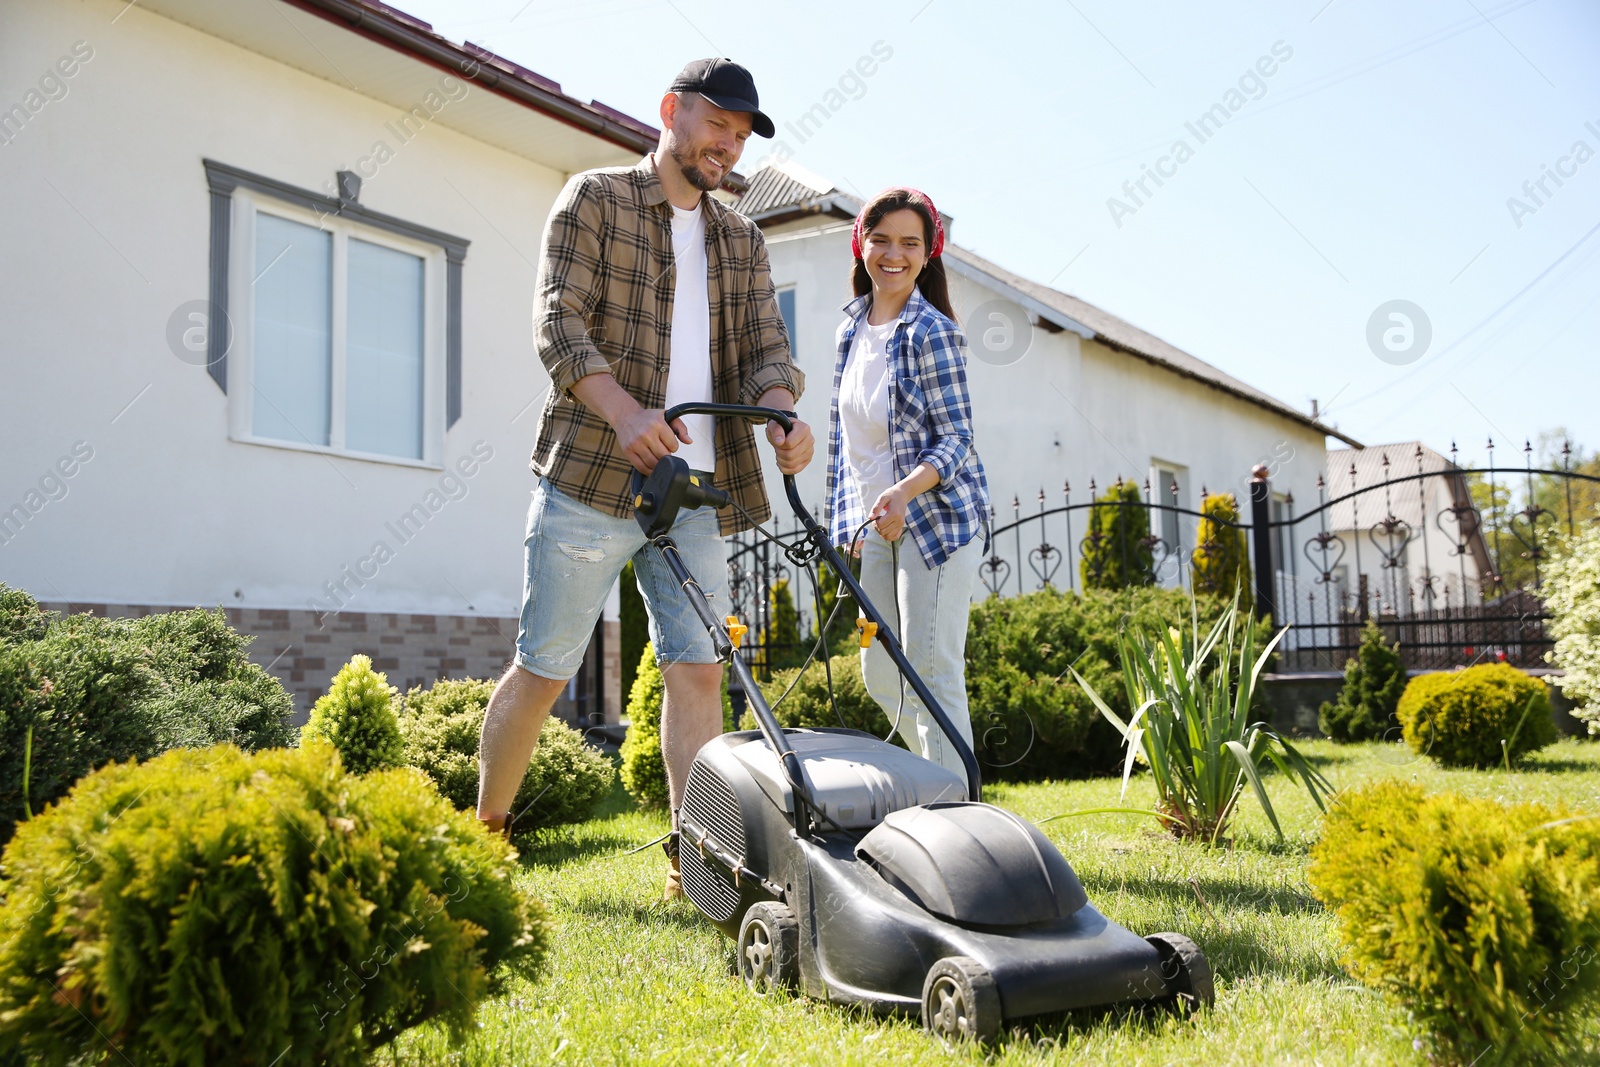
[731,162,1359,606]
[0,0,675,718]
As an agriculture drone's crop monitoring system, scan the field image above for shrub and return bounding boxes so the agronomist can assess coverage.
[1319,619,1407,742]
[1189,492,1252,607]
[0,605,293,845]
[619,560,649,708]
[1543,517,1600,733]
[1079,479,1154,590]
[0,584,50,643]
[760,577,807,673]
[1073,601,1331,843]
[397,677,614,833]
[1397,663,1558,768]
[0,744,549,1067]
[1308,781,1600,1064]
[754,652,895,739]
[620,644,668,808]
[302,655,404,775]
[963,586,1273,780]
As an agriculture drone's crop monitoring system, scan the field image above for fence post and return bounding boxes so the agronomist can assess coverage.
[1249,463,1276,625]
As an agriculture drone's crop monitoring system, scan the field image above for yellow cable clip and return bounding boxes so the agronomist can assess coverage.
[726,615,748,649]
[856,618,878,648]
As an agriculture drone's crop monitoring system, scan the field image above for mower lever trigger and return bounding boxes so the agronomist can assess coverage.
[726,615,748,649]
[855,619,878,648]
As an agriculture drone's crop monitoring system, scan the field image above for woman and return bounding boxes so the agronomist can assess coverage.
[824,187,989,777]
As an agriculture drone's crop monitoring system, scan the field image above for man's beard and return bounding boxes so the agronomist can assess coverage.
[669,139,721,192]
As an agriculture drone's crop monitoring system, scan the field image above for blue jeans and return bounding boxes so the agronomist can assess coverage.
[514,478,729,680]
[857,532,981,776]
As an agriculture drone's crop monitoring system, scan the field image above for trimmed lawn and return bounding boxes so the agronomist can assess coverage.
[395,739,1600,1066]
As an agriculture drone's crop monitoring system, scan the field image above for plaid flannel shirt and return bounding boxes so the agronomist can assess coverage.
[528,155,804,534]
[825,289,990,569]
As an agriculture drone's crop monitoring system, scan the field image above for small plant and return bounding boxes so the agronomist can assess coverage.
[1071,602,1332,843]
[1396,663,1558,768]
[398,677,614,833]
[1188,492,1252,607]
[754,652,894,738]
[1079,479,1155,590]
[1308,781,1600,1064]
[1543,516,1600,733]
[0,744,550,1067]
[1319,619,1407,742]
[302,654,405,774]
[619,644,668,808]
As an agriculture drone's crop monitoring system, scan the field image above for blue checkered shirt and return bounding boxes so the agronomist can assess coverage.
[825,289,989,569]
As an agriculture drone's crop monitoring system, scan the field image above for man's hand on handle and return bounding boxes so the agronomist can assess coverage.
[756,388,814,476]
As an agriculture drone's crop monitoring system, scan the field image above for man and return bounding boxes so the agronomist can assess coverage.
[477,59,813,899]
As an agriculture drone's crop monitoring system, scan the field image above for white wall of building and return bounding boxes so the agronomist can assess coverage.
[0,0,613,619]
[756,219,1329,583]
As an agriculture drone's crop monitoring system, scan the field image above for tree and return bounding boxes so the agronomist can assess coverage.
[1079,479,1154,591]
[1190,492,1252,609]
[1318,619,1407,742]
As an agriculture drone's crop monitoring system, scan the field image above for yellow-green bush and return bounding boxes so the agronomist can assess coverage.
[397,677,614,832]
[1397,663,1558,768]
[619,644,668,808]
[301,655,404,774]
[0,744,549,1067]
[1308,781,1600,1064]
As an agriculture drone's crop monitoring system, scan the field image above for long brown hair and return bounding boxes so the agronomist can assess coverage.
[850,189,957,322]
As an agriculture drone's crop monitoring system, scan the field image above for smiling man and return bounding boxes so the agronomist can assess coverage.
[478,59,813,900]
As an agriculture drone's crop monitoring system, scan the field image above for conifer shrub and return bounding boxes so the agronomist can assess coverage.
[1189,492,1252,606]
[1308,781,1600,1065]
[301,655,404,775]
[1319,619,1407,741]
[760,577,806,672]
[1397,663,1558,768]
[397,677,614,833]
[754,652,893,738]
[0,600,293,845]
[619,644,668,808]
[0,744,549,1067]
[619,560,649,708]
[1079,479,1155,590]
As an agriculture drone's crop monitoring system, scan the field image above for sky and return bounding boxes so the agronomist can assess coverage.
[399,0,1600,471]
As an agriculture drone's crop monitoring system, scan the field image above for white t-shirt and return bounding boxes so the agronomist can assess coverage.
[839,317,898,513]
[664,200,714,472]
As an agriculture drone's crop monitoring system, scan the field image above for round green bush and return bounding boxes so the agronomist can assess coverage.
[397,677,614,833]
[0,602,294,846]
[1308,781,1600,1064]
[301,655,404,775]
[0,744,549,1067]
[1397,663,1558,768]
[619,644,667,808]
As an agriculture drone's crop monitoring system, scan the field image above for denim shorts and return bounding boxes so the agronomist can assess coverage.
[514,477,730,680]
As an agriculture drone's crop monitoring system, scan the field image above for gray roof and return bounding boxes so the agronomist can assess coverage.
[737,164,1359,448]
[1320,443,1491,576]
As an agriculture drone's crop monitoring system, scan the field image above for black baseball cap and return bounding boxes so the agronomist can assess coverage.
[668,58,775,138]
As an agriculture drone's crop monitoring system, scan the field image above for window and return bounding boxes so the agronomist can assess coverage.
[203,161,468,467]
[1150,461,1188,587]
[777,286,797,354]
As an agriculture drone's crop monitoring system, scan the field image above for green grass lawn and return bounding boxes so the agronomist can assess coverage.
[393,739,1600,1066]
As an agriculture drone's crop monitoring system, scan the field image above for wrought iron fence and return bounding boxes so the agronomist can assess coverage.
[720,441,1599,677]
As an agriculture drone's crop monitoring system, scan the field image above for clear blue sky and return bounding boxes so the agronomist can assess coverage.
[403,0,1600,470]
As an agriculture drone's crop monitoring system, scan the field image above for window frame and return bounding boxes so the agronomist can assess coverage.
[203,160,469,469]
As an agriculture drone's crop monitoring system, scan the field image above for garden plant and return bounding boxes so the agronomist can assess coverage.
[301,654,405,774]
[1396,662,1558,768]
[1319,618,1407,742]
[1071,602,1333,843]
[1543,514,1600,733]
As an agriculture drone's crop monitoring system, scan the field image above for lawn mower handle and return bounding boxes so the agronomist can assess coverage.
[661,402,983,803]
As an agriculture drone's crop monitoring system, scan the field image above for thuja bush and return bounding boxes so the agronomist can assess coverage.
[619,644,668,808]
[398,677,614,833]
[1189,492,1252,607]
[1319,619,1407,742]
[1397,663,1558,768]
[1079,479,1154,590]
[0,744,550,1067]
[302,655,404,775]
[755,652,894,739]
[1308,781,1600,1065]
[0,593,293,845]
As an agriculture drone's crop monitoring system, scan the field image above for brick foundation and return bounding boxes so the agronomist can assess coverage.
[38,602,615,727]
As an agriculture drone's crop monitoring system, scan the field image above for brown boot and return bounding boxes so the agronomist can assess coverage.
[662,820,683,901]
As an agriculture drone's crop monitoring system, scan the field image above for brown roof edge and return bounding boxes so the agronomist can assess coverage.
[282,0,661,155]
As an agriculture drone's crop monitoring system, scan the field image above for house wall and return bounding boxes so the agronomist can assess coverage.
[0,1,623,717]
[756,219,1329,592]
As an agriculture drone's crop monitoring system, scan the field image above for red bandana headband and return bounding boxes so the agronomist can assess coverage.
[851,188,945,261]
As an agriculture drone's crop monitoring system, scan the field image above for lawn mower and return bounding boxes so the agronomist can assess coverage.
[634,403,1213,1041]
